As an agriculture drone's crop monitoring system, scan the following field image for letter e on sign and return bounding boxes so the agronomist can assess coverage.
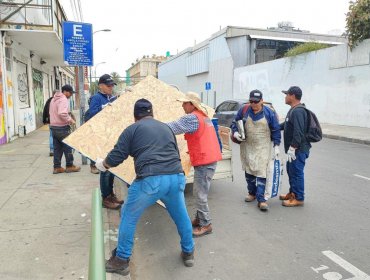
[73,25,83,37]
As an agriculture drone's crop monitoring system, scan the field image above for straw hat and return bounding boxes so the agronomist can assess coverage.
[177,92,208,116]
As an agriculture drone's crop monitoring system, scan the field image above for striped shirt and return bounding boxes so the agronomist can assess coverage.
[167,113,199,135]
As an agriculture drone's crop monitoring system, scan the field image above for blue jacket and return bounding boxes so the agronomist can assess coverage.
[88,92,117,118]
[231,105,281,146]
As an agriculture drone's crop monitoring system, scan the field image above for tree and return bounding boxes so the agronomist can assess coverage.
[110,72,122,85]
[346,0,370,50]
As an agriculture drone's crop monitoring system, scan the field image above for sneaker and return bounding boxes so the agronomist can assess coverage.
[90,165,99,174]
[258,202,269,211]
[111,194,124,205]
[181,251,194,267]
[191,218,200,227]
[53,167,65,174]
[193,224,212,237]
[244,194,256,202]
[65,165,81,173]
[102,195,121,210]
[279,192,294,200]
[282,198,304,207]
[105,253,130,276]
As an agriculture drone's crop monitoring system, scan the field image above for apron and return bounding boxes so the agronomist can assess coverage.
[240,112,272,178]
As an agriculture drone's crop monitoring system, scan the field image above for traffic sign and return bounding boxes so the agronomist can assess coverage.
[63,21,93,66]
[205,82,211,90]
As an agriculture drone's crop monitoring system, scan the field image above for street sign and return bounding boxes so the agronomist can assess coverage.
[63,21,93,66]
[205,82,211,90]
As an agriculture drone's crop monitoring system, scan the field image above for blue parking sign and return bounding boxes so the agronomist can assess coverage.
[63,21,93,66]
[205,82,211,90]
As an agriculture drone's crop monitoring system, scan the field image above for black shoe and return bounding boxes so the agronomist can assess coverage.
[105,249,130,276]
[181,251,194,267]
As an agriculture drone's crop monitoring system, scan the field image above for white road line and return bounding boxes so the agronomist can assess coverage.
[322,250,370,280]
[353,174,370,181]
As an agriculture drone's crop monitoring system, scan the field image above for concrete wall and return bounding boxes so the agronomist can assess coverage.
[233,39,370,128]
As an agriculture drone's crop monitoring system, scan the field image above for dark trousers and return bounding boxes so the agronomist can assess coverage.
[100,170,115,198]
[245,172,267,202]
[286,151,309,201]
[51,126,74,168]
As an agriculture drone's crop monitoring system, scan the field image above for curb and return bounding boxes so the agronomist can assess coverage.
[323,134,370,146]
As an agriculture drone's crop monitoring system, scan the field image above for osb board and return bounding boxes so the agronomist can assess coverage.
[64,76,215,184]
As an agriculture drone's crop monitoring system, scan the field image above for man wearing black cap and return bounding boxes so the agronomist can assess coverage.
[49,85,80,174]
[280,86,311,207]
[231,89,281,211]
[95,99,195,276]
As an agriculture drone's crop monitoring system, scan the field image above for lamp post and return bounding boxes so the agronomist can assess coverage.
[94,61,106,82]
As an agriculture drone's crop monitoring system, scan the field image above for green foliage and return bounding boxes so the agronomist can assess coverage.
[110,72,122,85]
[345,0,370,50]
[284,42,330,57]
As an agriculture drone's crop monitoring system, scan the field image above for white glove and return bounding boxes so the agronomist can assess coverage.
[95,158,107,172]
[102,103,112,109]
[286,146,296,163]
[274,146,280,159]
[233,131,244,142]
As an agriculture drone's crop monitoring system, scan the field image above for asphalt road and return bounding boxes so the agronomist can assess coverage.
[108,138,370,280]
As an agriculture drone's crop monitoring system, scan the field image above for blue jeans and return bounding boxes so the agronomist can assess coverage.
[286,151,309,201]
[49,125,53,152]
[100,171,115,198]
[51,126,73,168]
[116,173,194,260]
[245,173,266,202]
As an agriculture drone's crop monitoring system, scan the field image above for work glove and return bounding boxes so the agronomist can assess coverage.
[233,131,244,142]
[273,145,280,159]
[102,103,112,109]
[95,158,107,172]
[286,146,296,163]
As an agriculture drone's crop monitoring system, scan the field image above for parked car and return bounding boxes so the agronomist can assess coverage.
[213,99,275,127]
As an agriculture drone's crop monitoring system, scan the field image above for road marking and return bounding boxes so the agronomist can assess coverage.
[353,174,370,181]
[322,250,370,280]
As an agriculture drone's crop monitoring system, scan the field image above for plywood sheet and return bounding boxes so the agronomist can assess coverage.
[64,76,215,184]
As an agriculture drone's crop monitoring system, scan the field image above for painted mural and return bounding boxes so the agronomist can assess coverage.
[17,61,30,108]
[0,61,6,144]
[32,68,44,128]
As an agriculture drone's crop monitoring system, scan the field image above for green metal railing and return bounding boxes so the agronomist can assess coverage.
[88,188,106,280]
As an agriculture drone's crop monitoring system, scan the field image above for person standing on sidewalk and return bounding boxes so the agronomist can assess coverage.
[96,99,195,276]
[89,74,122,210]
[231,90,281,211]
[167,92,222,237]
[42,90,56,156]
[280,86,311,207]
[49,85,80,174]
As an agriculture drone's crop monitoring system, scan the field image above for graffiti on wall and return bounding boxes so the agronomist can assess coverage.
[17,61,30,108]
[0,62,6,145]
[23,111,34,127]
[32,68,44,128]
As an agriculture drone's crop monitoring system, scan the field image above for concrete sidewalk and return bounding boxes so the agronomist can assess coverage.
[0,122,368,279]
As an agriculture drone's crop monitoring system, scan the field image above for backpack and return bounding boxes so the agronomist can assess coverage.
[294,105,322,143]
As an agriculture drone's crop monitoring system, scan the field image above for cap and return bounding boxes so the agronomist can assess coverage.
[98,74,117,86]
[61,84,76,93]
[282,86,302,99]
[134,98,153,118]
[249,89,263,101]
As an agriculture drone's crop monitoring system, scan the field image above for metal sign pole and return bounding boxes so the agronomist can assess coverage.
[78,66,87,165]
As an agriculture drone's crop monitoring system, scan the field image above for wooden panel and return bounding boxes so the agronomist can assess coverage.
[64,76,215,184]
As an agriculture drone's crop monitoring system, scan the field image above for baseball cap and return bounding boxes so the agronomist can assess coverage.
[249,89,263,102]
[61,84,76,93]
[282,86,302,99]
[134,98,153,118]
[98,74,117,86]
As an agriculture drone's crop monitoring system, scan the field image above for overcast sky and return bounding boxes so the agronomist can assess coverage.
[60,0,351,78]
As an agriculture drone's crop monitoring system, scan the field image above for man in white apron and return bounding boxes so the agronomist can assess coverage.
[231,90,281,211]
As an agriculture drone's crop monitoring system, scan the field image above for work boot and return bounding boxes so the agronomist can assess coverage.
[105,250,130,276]
[258,202,269,211]
[191,217,200,227]
[90,165,99,174]
[279,192,294,200]
[282,198,304,207]
[244,194,256,202]
[53,167,65,174]
[65,165,81,173]
[181,251,194,267]
[193,224,212,237]
[111,193,124,205]
[102,195,121,210]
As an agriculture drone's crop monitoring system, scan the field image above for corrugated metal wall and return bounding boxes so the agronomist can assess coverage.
[186,48,209,76]
[227,36,249,68]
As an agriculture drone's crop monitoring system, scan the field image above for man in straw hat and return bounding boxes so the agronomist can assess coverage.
[167,92,222,237]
